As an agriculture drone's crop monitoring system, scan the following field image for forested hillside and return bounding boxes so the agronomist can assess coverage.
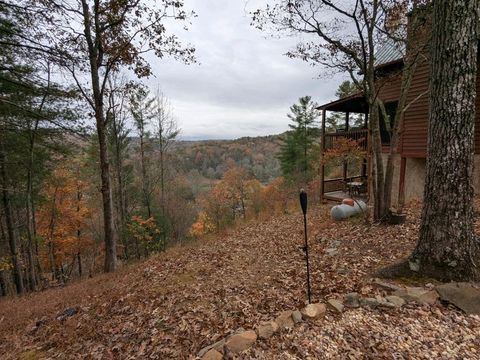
[3,1,480,359]
[173,135,283,186]
[0,125,287,295]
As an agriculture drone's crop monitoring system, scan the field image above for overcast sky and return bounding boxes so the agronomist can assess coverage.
[143,0,345,140]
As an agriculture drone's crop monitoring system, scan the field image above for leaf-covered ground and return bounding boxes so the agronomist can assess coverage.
[1,202,479,359]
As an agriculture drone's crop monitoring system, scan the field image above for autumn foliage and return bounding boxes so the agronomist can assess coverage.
[190,166,290,236]
[36,166,94,281]
[322,137,366,166]
[126,216,162,258]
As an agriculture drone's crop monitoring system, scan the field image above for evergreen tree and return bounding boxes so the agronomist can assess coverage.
[278,96,320,184]
[130,86,156,218]
[0,3,80,294]
[326,80,363,131]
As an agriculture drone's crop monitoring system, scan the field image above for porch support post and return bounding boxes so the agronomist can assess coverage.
[343,112,350,182]
[320,109,326,202]
[398,156,407,212]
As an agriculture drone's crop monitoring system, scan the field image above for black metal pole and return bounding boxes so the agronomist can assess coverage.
[299,189,311,304]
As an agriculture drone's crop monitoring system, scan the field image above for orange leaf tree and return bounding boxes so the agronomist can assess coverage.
[36,165,93,281]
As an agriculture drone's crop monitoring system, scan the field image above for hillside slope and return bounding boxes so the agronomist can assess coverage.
[173,134,283,184]
[1,204,479,359]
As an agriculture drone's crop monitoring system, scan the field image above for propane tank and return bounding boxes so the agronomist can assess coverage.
[330,199,367,220]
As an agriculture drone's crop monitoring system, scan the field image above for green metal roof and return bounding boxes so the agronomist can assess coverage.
[374,39,405,67]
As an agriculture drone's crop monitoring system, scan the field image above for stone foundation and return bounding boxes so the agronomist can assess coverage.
[382,154,480,208]
[381,155,425,207]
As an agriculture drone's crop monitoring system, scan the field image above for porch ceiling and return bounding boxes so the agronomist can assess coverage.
[317,93,368,113]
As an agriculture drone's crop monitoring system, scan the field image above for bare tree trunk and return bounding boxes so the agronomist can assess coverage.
[0,135,24,294]
[139,132,151,218]
[113,128,128,259]
[77,252,83,277]
[383,6,429,215]
[76,187,83,278]
[81,0,117,272]
[25,120,40,291]
[411,0,480,281]
[0,270,6,296]
[160,144,165,216]
[47,188,58,281]
[368,103,385,220]
[24,62,52,290]
[96,109,117,272]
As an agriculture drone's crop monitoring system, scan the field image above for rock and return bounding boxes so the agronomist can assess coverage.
[360,297,380,307]
[436,282,480,315]
[224,330,257,353]
[292,310,303,324]
[373,279,401,292]
[337,268,350,275]
[29,316,48,334]
[375,295,390,307]
[409,259,420,272]
[327,299,344,313]
[35,316,48,327]
[301,303,326,319]
[385,295,406,308]
[344,293,360,308]
[233,327,245,334]
[326,248,338,256]
[198,339,226,358]
[393,287,438,305]
[275,310,295,330]
[202,349,223,360]
[256,321,278,339]
[57,307,78,321]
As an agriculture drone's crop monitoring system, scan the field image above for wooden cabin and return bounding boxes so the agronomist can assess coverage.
[318,32,480,205]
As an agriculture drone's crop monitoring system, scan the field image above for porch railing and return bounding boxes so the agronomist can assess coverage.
[323,175,365,194]
[324,128,368,151]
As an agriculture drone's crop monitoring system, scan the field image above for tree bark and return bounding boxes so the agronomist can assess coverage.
[0,134,24,294]
[0,270,6,296]
[81,0,117,272]
[411,0,480,281]
[25,119,40,291]
[369,102,385,220]
[139,131,151,218]
[77,252,83,277]
[112,119,128,259]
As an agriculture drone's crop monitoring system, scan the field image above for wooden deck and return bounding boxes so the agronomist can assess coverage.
[324,190,368,203]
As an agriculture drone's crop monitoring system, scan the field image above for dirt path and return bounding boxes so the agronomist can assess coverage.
[1,204,479,359]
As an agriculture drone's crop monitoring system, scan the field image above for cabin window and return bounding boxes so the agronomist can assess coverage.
[380,101,398,145]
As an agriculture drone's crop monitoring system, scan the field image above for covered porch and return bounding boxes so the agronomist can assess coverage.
[318,93,369,202]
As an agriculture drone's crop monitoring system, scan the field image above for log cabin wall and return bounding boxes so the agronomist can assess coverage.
[375,2,480,158]
[400,59,430,157]
[377,56,480,158]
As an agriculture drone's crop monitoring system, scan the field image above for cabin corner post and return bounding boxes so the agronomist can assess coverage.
[320,108,326,202]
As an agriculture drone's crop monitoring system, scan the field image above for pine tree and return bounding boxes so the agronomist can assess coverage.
[326,81,363,131]
[130,86,155,218]
[278,96,320,184]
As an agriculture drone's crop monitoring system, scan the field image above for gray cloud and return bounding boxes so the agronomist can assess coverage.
[143,0,345,139]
